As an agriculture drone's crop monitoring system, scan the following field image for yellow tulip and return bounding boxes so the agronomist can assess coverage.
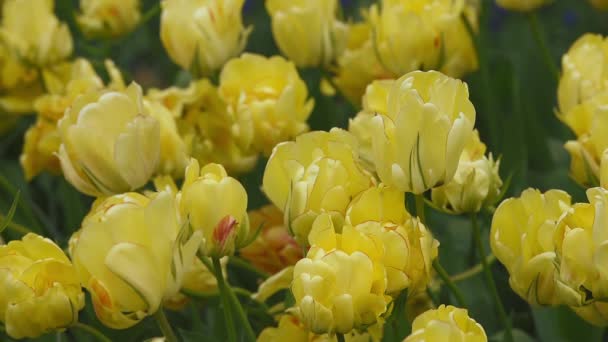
[179,158,250,257]
[369,0,463,76]
[404,305,487,342]
[77,0,141,38]
[345,185,439,293]
[150,79,260,175]
[571,302,608,326]
[262,129,373,244]
[589,0,608,9]
[160,0,250,77]
[219,53,314,156]
[1,0,73,66]
[440,3,479,79]
[371,70,476,194]
[292,218,391,334]
[431,130,502,214]
[266,0,348,68]
[57,82,160,196]
[20,116,62,180]
[0,42,41,114]
[144,99,189,178]
[554,187,608,306]
[348,80,394,172]
[0,233,84,339]
[70,191,202,329]
[331,21,393,106]
[257,314,379,341]
[495,0,553,11]
[490,189,576,305]
[558,34,608,137]
[240,205,303,275]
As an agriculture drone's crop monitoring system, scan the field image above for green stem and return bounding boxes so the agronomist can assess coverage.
[70,322,112,342]
[527,12,559,82]
[336,333,346,342]
[432,260,466,308]
[471,214,512,342]
[0,215,31,236]
[451,254,496,283]
[414,194,426,223]
[211,256,237,342]
[222,267,257,341]
[229,256,269,279]
[140,2,162,26]
[153,309,178,342]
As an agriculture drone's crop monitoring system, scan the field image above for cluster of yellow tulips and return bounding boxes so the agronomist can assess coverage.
[0,0,607,341]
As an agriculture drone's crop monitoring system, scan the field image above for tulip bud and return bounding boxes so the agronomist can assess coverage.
[219,53,314,156]
[57,82,160,196]
[262,129,373,244]
[240,205,303,275]
[404,305,487,342]
[554,187,608,306]
[0,234,84,339]
[70,191,202,329]
[490,189,576,305]
[431,130,502,214]
[160,0,251,77]
[258,314,379,341]
[371,70,476,194]
[1,0,73,66]
[179,159,249,257]
[265,0,348,68]
[77,0,141,38]
[495,0,553,11]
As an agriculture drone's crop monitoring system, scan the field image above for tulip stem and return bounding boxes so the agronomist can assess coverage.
[527,12,559,82]
[71,322,112,342]
[471,214,513,342]
[450,254,497,283]
[336,333,346,342]
[153,309,178,342]
[432,260,466,308]
[211,256,238,342]
[414,194,426,223]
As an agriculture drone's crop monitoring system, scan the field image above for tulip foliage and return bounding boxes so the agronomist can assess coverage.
[0,1,608,342]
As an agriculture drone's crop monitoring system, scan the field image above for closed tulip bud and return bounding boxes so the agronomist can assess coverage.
[77,0,141,38]
[490,189,577,305]
[431,130,502,214]
[179,159,249,257]
[404,305,487,342]
[371,70,476,194]
[554,187,608,306]
[240,205,303,275]
[0,234,84,339]
[144,99,188,178]
[557,34,608,137]
[266,0,348,68]
[369,0,462,76]
[160,0,251,77]
[70,191,202,329]
[57,82,160,196]
[1,0,73,66]
[332,21,392,106]
[496,0,552,11]
[292,219,391,334]
[219,53,314,156]
[262,129,374,244]
[589,0,608,10]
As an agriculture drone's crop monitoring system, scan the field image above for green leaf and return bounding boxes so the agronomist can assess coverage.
[490,328,537,342]
[0,190,20,234]
[531,306,604,342]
